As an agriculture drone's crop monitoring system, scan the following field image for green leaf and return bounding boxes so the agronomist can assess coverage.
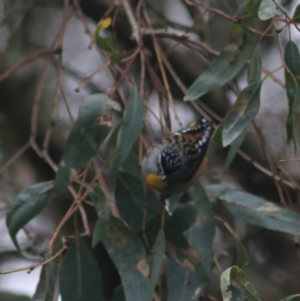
[166,258,202,301]
[103,216,149,301]
[111,89,145,172]
[89,185,110,247]
[187,183,214,272]
[207,185,300,235]
[185,24,254,101]
[110,52,122,66]
[222,82,261,147]
[258,0,282,20]
[223,128,247,171]
[120,151,141,178]
[165,204,197,239]
[112,285,126,301]
[235,241,249,268]
[32,251,61,301]
[54,94,112,194]
[115,172,159,230]
[148,229,165,300]
[212,123,224,146]
[95,18,115,52]
[6,181,53,256]
[245,0,262,17]
[280,294,300,301]
[166,235,207,280]
[248,44,262,84]
[60,236,103,301]
[293,5,300,23]
[284,40,300,149]
[221,266,261,301]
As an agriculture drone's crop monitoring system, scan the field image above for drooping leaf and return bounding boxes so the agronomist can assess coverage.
[6,181,53,256]
[248,44,262,84]
[103,216,149,301]
[185,23,254,101]
[222,82,261,147]
[115,172,159,230]
[110,52,122,66]
[166,234,207,280]
[148,229,165,300]
[95,17,115,52]
[54,94,112,194]
[258,0,282,20]
[111,89,145,172]
[32,251,61,301]
[187,183,214,272]
[221,266,261,301]
[166,258,203,301]
[207,185,300,235]
[245,0,262,17]
[212,123,224,147]
[60,236,103,301]
[223,127,247,171]
[120,151,141,178]
[165,204,197,239]
[89,185,110,247]
[235,241,249,268]
[284,40,300,150]
[280,294,300,301]
[112,285,126,301]
[293,5,300,23]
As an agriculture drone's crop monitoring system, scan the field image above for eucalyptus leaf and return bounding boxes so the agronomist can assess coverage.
[222,82,261,147]
[6,181,53,256]
[221,266,261,301]
[185,24,254,101]
[207,185,300,235]
[60,236,104,301]
[103,216,149,301]
[111,89,145,172]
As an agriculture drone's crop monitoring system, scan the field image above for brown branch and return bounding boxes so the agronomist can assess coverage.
[0,47,62,81]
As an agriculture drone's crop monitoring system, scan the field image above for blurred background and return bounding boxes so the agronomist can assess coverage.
[1,0,300,300]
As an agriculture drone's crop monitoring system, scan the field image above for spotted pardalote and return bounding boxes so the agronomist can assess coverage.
[142,118,212,196]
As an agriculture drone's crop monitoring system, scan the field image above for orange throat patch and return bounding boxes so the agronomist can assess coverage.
[144,173,168,191]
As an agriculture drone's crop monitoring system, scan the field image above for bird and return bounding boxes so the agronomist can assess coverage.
[142,118,212,197]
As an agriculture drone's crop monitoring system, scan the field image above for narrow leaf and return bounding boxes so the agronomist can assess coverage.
[248,44,262,84]
[112,286,126,301]
[245,0,262,17]
[212,123,224,147]
[103,216,149,301]
[148,229,165,300]
[115,172,159,230]
[293,5,300,23]
[187,183,214,272]
[284,40,300,149]
[54,94,112,194]
[60,236,103,301]
[222,82,261,147]
[185,24,254,100]
[111,89,145,171]
[6,181,53,256]
[95,17,115,52]
[280,294,300,301]
[166,235,207,279]
[258,0,282,20]
[165,204,197,239]
[89,185,110,247]
[167,258,202,301]
[207,185,300,235]
[221,266,261,301]
[223,128,247,171]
